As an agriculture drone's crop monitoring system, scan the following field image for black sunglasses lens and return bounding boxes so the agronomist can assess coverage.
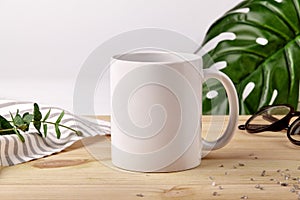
[247,105,291,131]
[289,120,300,143]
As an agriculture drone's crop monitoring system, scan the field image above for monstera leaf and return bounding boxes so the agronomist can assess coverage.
[200,0,300,114]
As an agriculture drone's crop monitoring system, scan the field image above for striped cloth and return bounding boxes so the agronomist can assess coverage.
[0,100,110,166]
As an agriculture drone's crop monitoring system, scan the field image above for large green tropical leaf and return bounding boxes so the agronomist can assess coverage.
[200,0,300,114]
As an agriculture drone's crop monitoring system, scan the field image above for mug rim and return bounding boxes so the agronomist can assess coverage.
[112,51,201,64]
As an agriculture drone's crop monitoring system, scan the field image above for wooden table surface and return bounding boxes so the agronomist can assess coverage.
[1,116,300,200]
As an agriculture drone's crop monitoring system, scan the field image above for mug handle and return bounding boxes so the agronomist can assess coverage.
[201,69,239,156]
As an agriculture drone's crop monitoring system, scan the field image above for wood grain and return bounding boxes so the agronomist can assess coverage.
[1,116,300,200]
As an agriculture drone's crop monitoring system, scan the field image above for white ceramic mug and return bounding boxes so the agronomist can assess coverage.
[110,51,238,172]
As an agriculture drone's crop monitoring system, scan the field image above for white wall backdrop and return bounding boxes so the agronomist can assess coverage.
[0,0,242,114]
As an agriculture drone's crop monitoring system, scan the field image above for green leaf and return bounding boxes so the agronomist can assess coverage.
[56,111,64,124]
[0,115,15,135]
[14,128,25,143]
[9,112,28,133]
[33,121,42,136]
[33,103,42,121]
[54,111,64,139]
[55,123,61,139]
[42,109,51,122]
[23,112,33,124]
[43,124,47,138]
[201,0,300,114]
[22,113,33,132]
[33,103,42,135]
[23,113,33,123]
[13,114,23,127]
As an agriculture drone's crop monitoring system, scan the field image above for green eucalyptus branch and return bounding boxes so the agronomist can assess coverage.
[0,103,82,142]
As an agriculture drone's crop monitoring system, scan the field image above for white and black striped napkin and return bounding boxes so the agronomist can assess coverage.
[0,100,110,166]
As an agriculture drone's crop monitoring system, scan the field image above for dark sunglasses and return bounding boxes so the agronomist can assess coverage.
[238,104,300,146]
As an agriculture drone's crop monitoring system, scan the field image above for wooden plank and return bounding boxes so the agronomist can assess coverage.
[0,116,300,200]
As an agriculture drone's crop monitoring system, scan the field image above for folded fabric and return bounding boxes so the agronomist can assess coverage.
[0,100,110,166]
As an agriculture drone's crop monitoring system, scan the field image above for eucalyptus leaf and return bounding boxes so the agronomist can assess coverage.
[14,128,25,143]
[9,112,27,132]
[33,122,42,136]
[13,114,24,127]
[56,111,64,124]
[22,113,33,125]
[200,0,300,114]
[42,109,51,122]
[43,124,47,138]
[33,103,42,121]
[33,103,42,135]
[0,115,15,135]
[55,123,61,139]
[23,113,33,124]
[22,113,33,132]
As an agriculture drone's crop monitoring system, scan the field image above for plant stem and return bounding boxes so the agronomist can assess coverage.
[5,120,81,136]
[41,121,80,135]
[0,128,15,133]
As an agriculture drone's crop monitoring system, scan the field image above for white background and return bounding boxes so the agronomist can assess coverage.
[0,0,242,114]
